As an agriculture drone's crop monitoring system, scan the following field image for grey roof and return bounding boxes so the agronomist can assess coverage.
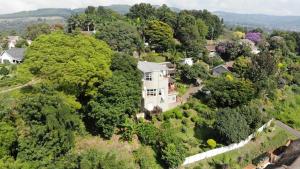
[212,65,229,75]
[138,61,169,73]
[6,48,25,61]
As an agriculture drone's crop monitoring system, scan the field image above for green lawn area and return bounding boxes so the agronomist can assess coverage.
[177,82,189,97]
[269,86,300,131]
[185,124,297,169]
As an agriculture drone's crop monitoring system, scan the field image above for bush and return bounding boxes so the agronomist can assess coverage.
[182,118,189,125]
[207,139,217,149]
[182,103,190,110]
[163,110,175,120]
[181,126,188,133]
[191,116,198,122]
[156,114,164,121]
[174,110,183,119]
[184,111,192,118]
[136,123,160,145]
[161,143,186,168]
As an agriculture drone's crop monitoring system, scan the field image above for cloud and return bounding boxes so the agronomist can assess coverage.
[0,0,299,16]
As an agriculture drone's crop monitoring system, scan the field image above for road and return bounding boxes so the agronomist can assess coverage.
[0,79,40,94]
[275,120,300,138]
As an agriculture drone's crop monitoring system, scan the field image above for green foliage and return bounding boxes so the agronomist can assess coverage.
[203,77,255,108]
[136,123,160,145]
[0,66,9,76]
[215,109,251,144]
[140,52,166,63]
[22,32,112,96]
[174,109,183,119]
[0,122,17,158]
[134,147,161,169]
[176,12,207,58]
[161,143,186,168]
[16,86,82,165]
[127,3,157,22]
[156,4,177,28]
[26,23,51,40]
[79,149,129,169]
[207,139,217,149]
[87,53,142,138]
[180,63,209,84]
[232,56,251,77]
[144,20,174,52]
[96,21,141,54]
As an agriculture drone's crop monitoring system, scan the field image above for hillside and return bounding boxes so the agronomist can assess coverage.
[215,11,300,31]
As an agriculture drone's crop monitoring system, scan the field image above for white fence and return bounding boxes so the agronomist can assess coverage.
[182,119,274,166]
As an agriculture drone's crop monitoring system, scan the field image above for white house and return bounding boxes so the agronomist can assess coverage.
[181,58,193,66]
[7,36,20,49]
[0,48,25,64]
[138,61,178,112]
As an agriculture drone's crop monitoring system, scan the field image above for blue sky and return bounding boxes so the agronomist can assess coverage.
[0,0,299,16]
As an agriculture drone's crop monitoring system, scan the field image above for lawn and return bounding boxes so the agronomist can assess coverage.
[269,86,300,131]
[185,123,297,169]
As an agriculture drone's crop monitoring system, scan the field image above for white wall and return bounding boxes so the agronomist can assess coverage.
[0,52,14,64]
[182,119,274,166]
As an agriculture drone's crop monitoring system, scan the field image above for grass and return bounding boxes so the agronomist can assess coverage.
[74,135,141,169]
[177,82,189,97]
[185,124,297,169]
[269,86,300,130]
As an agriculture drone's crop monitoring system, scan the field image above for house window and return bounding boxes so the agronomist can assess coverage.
[145,73,152,81]
[147,89,156,96]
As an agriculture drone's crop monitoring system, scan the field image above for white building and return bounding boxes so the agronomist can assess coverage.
[181,58,193,66]
[138,61,178,112]
[0,48,25,64]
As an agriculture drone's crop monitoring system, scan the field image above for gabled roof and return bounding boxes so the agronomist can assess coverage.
[5,48,25,61]
[206,45,216,52]
[138,61,168,73]
[212,65,229,75]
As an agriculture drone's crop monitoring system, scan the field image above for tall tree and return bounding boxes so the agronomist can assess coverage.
[26,23,51,40]
[144,20,174,52]
[21,32,112,97]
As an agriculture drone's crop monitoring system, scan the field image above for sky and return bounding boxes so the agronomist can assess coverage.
[0,0,299,16]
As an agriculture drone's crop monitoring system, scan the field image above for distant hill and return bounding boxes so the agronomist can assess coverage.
[215,11,300,32]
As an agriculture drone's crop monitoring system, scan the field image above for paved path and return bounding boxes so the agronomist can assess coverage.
[181,85,203,103]
[0,79,40,94]
[275,120,300,138]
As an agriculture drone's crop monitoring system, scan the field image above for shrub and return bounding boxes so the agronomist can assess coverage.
[136,123,159,145]
[182,103,190,110]
[163,110,175,120]
[174,110,183,119]
[161,143,186,168]
[182,118,189,125]
[207,139,217,149]
[181,126,188,133]
[184,111,192,118]
[191,116,198,123]
[156,114,164,121]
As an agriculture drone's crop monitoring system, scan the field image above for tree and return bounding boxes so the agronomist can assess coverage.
[180,63,209,84]
[136,123,160,145]
[26,23,51,40]
[233,31,245,40]
[203,77,255,107]
[0,67,9,76]
[96,21,142,54]
[15,39,29,48]
[127,3,156,22]
[232,56,251,77]
[87,53,142,138]
[216,41,252,61]
[175,12,208,58]
[21,32,112,97]
[215,108,250,144]
[144,20,174,52]
[207,139,217,149]
[246,32,262,44]
[156,4,177,28]
[16,86,82,165]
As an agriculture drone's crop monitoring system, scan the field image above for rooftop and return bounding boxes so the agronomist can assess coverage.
[5,48,26,61]
[138,61,169,73]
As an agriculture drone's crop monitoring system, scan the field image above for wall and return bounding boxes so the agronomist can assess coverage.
[182,119,274,166]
